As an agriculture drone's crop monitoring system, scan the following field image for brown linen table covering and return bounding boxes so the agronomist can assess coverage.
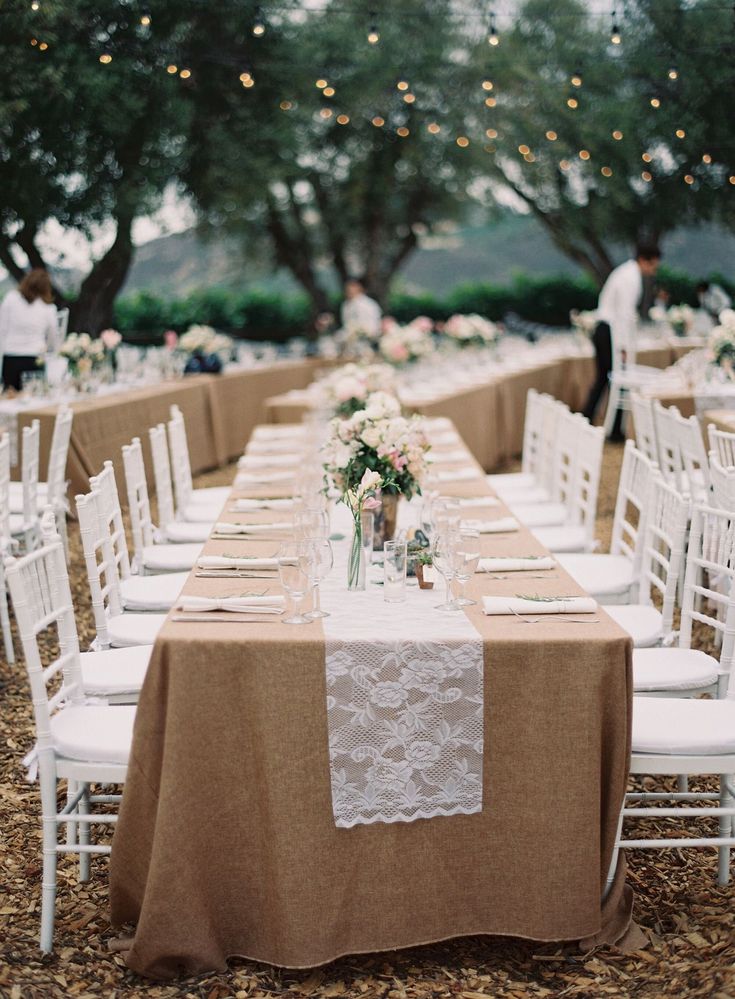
[110,424,636,977]
[704,409,735,433]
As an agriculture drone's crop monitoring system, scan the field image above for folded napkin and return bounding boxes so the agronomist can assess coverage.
[214,521,293,535]
[238,453,299,469]
[482,595,597,616]
[428,432,461,447]
[231,498,295,512]
[464,517,519,534]
[436,467,480,482]
[235,470,295,486]
[426,450,469,464]
[253,426,305,440]
[178,594,285,614]
[247,441,302,455]
[197,555,278,569]
[478,556,556,572]
[458,496,501,508]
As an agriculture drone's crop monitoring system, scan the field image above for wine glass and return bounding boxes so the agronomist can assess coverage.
[431,530,459,611]
[303,537,334,619]
[277,541,311,625]
[295,506,330,540]
[453,528,480,607]
[431,499,460,537]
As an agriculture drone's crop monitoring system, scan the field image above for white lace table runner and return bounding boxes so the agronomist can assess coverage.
[320,511,484,828]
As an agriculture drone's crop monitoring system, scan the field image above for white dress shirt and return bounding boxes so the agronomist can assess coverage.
[340,293,382,338]
[0,289,58,359]
[596,259,643,362]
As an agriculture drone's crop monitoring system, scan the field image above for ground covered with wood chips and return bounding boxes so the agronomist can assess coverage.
[1,443,734,998]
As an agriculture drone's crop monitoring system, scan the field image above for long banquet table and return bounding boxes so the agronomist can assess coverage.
[109,420,637,978]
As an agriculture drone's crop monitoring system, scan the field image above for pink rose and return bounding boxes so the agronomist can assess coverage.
[362,495,380,511]
[164,330,179,349]
[390,451,407,471]
[100,328,121,350]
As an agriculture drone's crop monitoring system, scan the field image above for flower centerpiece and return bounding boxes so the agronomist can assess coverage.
[312,362,398,418]
[708,310,735,381]
[443,313,500,348]
[569,309,598,337]
[58,332,107,384]
[323,390,431,577]
[178,325,233,373]
[379,318,434,365]
[666,304,695,338]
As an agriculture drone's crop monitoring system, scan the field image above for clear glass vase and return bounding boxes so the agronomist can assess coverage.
[347,510,374,590]
[372,492,399,551]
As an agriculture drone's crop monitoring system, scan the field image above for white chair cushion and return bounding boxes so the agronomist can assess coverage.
[531,525,591,553]
[163,521,212,543]
[633,697,735,755]
[190,486,230,505]
[494,485,551,504]
[50,705,135,764]
[633,648,719,692]
[486,472,537,490]
[142,543,202,573]
[120,572,189,611]
[182,502,224,523]
[9,481,48,513]
[556,554,636,600]
[80,645,152,696]
[107,613,167,648]
[605,604,663,648]
[508,501,568,528]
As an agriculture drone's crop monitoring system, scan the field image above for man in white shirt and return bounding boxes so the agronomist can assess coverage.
[340,277,382,340]
[583,244,662,440]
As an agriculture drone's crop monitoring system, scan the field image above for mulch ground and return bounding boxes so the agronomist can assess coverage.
[1,443,734,999]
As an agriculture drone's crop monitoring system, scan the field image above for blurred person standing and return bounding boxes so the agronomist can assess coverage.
[340,276,381,339]
[696,280,732,321]
[0,269,59,391]
[583,244,662,440]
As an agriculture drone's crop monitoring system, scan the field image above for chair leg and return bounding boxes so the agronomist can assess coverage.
[677,774,689,793]
[39,776,58,953]
[604,804,626,898]
[66,780,78,845]
[603,383,620,436]
[0,571,14,665]
[78,785,90,883]
[718,775,732,887]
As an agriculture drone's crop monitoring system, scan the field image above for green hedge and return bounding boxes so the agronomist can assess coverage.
[113,268,734,344]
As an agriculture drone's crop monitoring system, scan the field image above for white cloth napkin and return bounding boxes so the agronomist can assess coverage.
[464,517,519,533]
[235,470,295,486]
[478,556,556,572]
[426,450,470,464]
[253,426,305,440]
[231,498,295,512]
[435,467,480,482]
[482,595,597,615]
[197,555,278,569]
[214,521,293,535]
[178,595,285,614]
[458,496,501,508]
[247,440,302,455]
[427,432,461,446]
[238,453,298,468]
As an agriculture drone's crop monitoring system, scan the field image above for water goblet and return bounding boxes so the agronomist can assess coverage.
[431,530,459,611]
[277,541,311,625]
[295,506,330,540]
[453,528,480,607]
[303,537,334,619]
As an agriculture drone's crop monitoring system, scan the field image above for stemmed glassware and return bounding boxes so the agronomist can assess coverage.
[295,506,330,540]
[303,537,334,619]
[453,528,480,607]
[277,541,312,625]
[431,530,459,611]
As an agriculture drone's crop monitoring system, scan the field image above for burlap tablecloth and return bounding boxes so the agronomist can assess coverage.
[109,425,637,978]
[702,410,735,434]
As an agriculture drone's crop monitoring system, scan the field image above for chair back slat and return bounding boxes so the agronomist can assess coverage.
[167,405,194,513]
[630,393,660,466]
[121,438,155,572]
[709,452,735,511]
[75,489,123,648]
[708,424,735,469]
[566,419,605,539]
[0,434,10,542]
[89,461,132,581]
[638,475,690,637]
[653,401,709,502]
[20,420,41,547]
[149,423,176,528]
[45,407,73,508]
[610,441,653,569]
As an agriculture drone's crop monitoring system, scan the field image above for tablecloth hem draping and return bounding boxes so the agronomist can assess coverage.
[334,802,483,828]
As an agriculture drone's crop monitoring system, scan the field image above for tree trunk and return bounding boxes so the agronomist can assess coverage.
[69,214,134,333]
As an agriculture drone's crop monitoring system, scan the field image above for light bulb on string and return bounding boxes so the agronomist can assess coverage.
[252,6,265,36]
[684,174,694,185]
[140,12,151,26]
[702,154,712,164]
[397,80,409,91]
[482,80,493,91]
[427,122,440,134]
[567,97,578,109]
[601,166,613,177]
[38,41,47,49]
[650,97,661,108]
[612,129,623,140]
[457,136,470,148]
[610,10,621,45]
[372,116,385,127]
[642,171,652,182]
[571,71,582,87]
[315,77,328,89]
[323,86,335,97]
[31,0,40,9]
[668,67,678,80]
[396,126,410,137]
[367,13,379,44]
[729,176,735,185]
[675,128,686,139]
[488,10,499,46]
[545,130,557,141]
[179,68,191,79]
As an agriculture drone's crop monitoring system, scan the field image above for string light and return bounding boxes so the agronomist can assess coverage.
[323,86,335,97]
[559,159,571,170]
[482,80,493,91]
[367,13,380,44]
[488,10,499,46]
[518,144,530,155]
[456,136,470,147]
[523,152,535,162]
[396,126,409,137]
[650,97,661,108]
[403,92,416,103]
[702,154,712,164]
[140,13,151,26]
[372,115,385,127]
[320,108,332,118]
[280,100,293,111]
[675,128,686,138]
[579,149,590,160]
[315,78,328,89]
[38,41,48,50]
[179,68,191,79]
[252,6,266,36]
[601,166,613,176]
[168,64,178,74]
[612,129,623,140]
[642,152,652,162]
[486,128,498,138]
[31,0,40,8]
[567,97,578,109]
[485,96,497,107]
[729,176,735,185]
[427,122,440,133]
[240,70,254,88]
[684,174,694,184]
[337,114,350,125]
[99,53,112,63]
[642,170,652,182]
[610,10,621,44]
[571,71,582,87]
[396,80,409,91]
[30,38,37,45]
[545,130,557,141]
[668,67,678,80]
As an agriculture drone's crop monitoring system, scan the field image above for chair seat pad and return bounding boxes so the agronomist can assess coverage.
[50,705,135,764]
[182,502,224,523]
[80,646,152,696]
[509,501,567,528]
[556,554,636,598]
[486,472,537,490]
[9,513,26,534]
[633,697,735,755]
[494,484,551,504]
[164,521,212,543]
[190,486,230,505]
[8,481,48,513]
[605,604,663,647]
[120,572,189,611]
[633,648,719,692]
[531,525,591,553]
[107,613,167,648]
[142,543,201,573]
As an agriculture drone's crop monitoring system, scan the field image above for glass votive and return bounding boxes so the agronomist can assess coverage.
[383,540,407,603]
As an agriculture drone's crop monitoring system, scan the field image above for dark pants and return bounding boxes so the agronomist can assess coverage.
[2,355,41,392]
[582,322,624,438]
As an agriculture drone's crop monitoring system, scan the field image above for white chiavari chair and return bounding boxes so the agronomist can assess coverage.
[608,504,735,889]
[167,405,229,520]
[9,419,41,553]
[488,392,567,503]
[76,488,166,648]
[654,401,710,503]
[605,474,690,647]
[0,434,16,663]
[556,441,653,604]
[629,392,660,466]
[709,452,735,511]
[148,424,212,543]
[603,353,663,438]
[9,406,73,520]
[4,525,135,952]
[708,424,735,469]
[90,460,189,610]
[121,438,203,575]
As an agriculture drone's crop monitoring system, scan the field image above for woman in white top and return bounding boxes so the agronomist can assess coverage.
[0,268,59,391]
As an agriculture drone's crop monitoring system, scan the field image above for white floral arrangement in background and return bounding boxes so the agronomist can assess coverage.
[443,313,500,348]
[569,310,598,336]
[58,332,107,377]
[178,325,233,362]
[650,304,695,336]
[708,309,735,379]
[312,362,398,418]
[379,318,434,365]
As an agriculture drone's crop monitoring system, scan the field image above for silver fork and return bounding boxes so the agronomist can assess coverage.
[509,606,600,625]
